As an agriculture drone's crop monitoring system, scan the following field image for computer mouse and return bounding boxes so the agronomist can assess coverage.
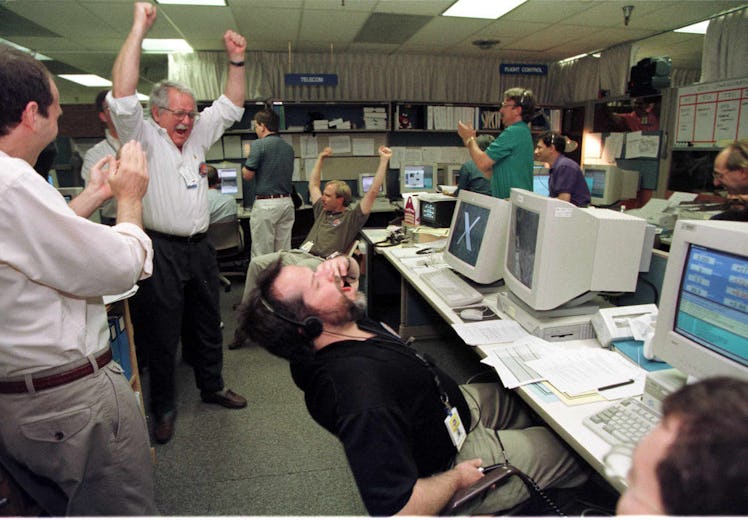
[460,308,484,321]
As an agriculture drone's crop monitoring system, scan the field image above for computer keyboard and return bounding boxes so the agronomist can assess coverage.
[583,397,661,446]
[420,268,484,308]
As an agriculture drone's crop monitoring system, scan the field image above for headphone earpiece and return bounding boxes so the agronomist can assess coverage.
[519,89,529,112]
[260,297,323,340]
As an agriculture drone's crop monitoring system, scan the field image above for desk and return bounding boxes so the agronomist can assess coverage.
[360,228,630,493]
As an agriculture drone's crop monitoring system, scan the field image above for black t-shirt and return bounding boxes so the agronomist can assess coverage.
[290,322,470,515]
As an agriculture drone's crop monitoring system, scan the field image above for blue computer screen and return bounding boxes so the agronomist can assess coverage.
[533,175,550,196]
[585,169,606,198]
[675,244,748,367]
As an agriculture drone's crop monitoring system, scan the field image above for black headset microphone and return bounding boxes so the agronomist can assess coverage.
[260,297,323,340]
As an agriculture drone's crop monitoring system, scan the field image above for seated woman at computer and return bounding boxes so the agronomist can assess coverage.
[453,135,492,197]
[534,131,590,207]
[228,145,392,349]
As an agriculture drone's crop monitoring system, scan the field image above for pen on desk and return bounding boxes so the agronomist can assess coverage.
[598,379,635,392]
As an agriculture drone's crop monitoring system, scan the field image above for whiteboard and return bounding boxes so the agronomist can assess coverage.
[675,76,748,147]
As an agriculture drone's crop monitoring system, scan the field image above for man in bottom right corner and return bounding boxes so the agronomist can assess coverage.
[711,139,748,221]
[616,376,747,515]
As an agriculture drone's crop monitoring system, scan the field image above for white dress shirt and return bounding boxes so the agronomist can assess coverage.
[81,129,121,219]
[106,93,244,236]
[0,152,153,376]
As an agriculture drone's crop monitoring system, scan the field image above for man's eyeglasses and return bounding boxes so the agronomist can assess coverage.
[160,107,200,120]
[501,102,518,108]
[713,169,728,180]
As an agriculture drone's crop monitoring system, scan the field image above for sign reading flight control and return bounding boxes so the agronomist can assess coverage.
[500,64,548,75]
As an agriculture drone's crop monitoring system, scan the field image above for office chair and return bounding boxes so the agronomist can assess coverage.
[207,217,247,292]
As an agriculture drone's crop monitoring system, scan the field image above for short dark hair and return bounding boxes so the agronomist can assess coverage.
[95,89,109,114]
[657,377,748,515]
[205,164,219,187]
[238,259,312,359]
[254,109,280,133]
[0,45,54,137]
[537,131,566,154]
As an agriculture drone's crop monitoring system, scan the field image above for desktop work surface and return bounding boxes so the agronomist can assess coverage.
[359,228,659,494]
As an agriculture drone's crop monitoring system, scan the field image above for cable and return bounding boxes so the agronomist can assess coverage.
[493,430,566,517]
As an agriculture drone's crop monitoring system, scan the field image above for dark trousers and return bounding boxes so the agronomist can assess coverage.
[130,236,224,418]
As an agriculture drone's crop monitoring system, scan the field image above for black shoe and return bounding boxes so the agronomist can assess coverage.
[201,389,247,409]
[227,334,246,350]
[154,411,176,444]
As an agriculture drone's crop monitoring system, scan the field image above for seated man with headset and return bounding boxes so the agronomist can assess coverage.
[237,257,587,516]
[229,145,392,349]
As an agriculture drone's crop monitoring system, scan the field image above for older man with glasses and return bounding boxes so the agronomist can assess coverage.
[456,87,535,199]
[711,138,748,221]
[107,2,248,444]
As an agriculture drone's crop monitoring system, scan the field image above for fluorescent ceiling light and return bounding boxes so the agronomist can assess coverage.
[674,20,709,34]
[558,53,588,64]
[0,38,51,60]
[156,0,226,5]
[58,74,112,87]
[142,39,193,53]
[443,0,527,19]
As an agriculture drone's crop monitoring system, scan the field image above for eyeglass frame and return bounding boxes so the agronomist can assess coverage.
[501,101,519,109]
[159,106,200,121]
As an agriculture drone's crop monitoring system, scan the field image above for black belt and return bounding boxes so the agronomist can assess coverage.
[146,229,207,243]
[255,193,290,200]
[0,349,113,394]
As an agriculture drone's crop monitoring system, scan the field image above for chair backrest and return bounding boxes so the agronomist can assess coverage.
[207,218,242,252]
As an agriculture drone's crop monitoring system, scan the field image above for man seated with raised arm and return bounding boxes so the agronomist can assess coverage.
[229,145,392,349]
[237,257,587,515]
[615,377,747,516]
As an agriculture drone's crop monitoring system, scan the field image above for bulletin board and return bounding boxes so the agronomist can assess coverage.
[675,76,748,147]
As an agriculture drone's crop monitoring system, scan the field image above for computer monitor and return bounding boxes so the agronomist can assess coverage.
[441,164,462,186]
[651,220,748,381]
[504,188,648,311]
[533,161,549,176]
[215,162,243,201]
[584,164,623,206]
[358,173,385,198]
[442,191,511,285]
[400,163,437,195]
[532,174,550,197]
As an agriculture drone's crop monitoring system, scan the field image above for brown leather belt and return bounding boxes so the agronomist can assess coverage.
[255,193,290,200]
[0,349,113,394]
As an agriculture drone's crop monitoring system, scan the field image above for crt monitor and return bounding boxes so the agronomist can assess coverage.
[215,162,243,201]
[651,220,748,381]
[441,164,462,186]
[442,191,511,285]
[504,188,648,311]
[358,173,385,198]
[533,174,550,197]
[400,163,436,194]
[584,164,623,206]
